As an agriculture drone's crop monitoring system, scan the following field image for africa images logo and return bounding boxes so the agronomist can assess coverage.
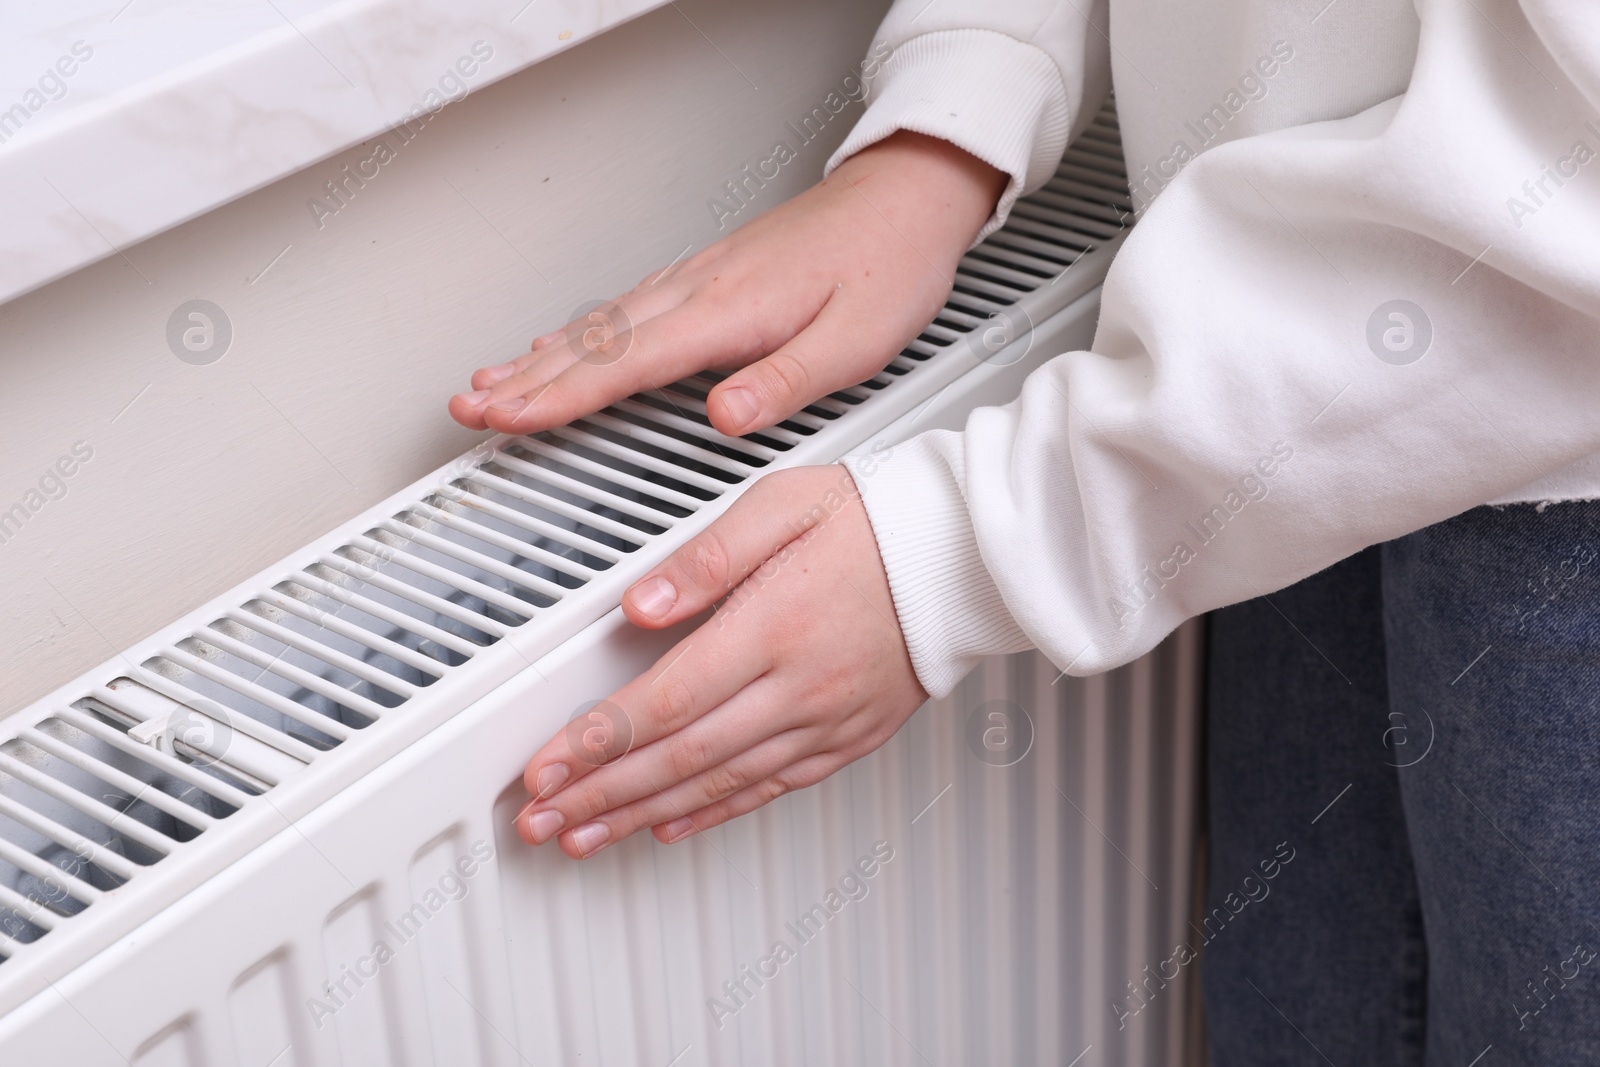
[1366,299,1431,366]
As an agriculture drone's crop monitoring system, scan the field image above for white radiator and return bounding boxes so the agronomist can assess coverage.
[0,103,1207,1065]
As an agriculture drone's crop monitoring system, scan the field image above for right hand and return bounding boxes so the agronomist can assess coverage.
[511,464,925,859]
[448,130,1006,438]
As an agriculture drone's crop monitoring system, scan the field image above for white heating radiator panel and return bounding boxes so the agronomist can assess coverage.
[0,103,1207,1065]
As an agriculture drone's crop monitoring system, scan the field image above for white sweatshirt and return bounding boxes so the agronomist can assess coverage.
[827,0,1600,696]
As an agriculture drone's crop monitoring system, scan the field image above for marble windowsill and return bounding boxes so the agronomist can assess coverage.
[0,0,669,307]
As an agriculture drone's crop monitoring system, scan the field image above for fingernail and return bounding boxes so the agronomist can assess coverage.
[630,576,676,619]
[479,363,517,385]
[571,822,611,857]
[661,817,696,842]
[525,808,565,844]
[531,331,563,349]
[489,398,528,416]
[718,387,758,430]
[536,763,570,798]
[459,389,492,405]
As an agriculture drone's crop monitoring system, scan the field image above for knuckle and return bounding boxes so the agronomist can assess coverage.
[705,762,746,800]
[570,781,612,818]
[758,777,790,805]
[675,532,732,593]
[653,677,699,731]
[755,352,812,402]
[667,734,717,781]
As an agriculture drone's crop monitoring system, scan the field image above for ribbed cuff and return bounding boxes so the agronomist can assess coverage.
[825,29,1072,243]
[843,433,1033,698]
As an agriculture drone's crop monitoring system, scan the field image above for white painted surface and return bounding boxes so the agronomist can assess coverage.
[0,0,675,304]
[0,0,891,714]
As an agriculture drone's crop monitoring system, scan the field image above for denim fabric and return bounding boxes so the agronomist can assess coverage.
[1204,502,1600,1066]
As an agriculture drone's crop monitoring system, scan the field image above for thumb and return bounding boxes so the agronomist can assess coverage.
[622,466,858,627]
[706,293,901,436]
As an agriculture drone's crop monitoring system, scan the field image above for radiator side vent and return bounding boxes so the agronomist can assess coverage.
[0,103,1130,966]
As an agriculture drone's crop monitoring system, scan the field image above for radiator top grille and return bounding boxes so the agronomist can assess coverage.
[0,103,1130,968]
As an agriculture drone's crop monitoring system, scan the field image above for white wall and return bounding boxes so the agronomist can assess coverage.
[0,0,890,713]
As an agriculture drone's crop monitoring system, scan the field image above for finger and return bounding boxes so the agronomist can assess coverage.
[518,709,812,855]
[454,281,692,415]
[519,607,775,805]
[468,343,551,392]
[652,751,848,844]
[704,289,899,436]
[623,465,857,628]
[477,301,753,435]
[516,674,804,843]
[555,737,809,858]
[461,327,592,403]
[450,334,603,430]
[450,342,572,428]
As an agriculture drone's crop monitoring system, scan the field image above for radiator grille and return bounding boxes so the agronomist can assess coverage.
[0,102,1130,978]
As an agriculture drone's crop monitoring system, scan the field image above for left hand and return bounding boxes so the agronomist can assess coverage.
[513,464,926,859]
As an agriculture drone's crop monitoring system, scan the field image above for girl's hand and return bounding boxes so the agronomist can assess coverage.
[449,132,1005,438]
[513,464,925,858]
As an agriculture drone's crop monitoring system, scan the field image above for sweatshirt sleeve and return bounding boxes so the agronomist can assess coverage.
[843,0,1600,698]
[824,0,1112,240]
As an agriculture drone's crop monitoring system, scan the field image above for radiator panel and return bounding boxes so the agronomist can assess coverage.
[0,609,1203,1065]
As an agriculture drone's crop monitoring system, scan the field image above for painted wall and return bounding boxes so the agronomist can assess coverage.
[0,0,891,714]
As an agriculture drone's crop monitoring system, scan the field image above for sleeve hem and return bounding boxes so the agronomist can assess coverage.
[824,29,1072,243]
[843,434,1033,698]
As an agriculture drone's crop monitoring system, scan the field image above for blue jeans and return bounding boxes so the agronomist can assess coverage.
[1204,502,1600,1065]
